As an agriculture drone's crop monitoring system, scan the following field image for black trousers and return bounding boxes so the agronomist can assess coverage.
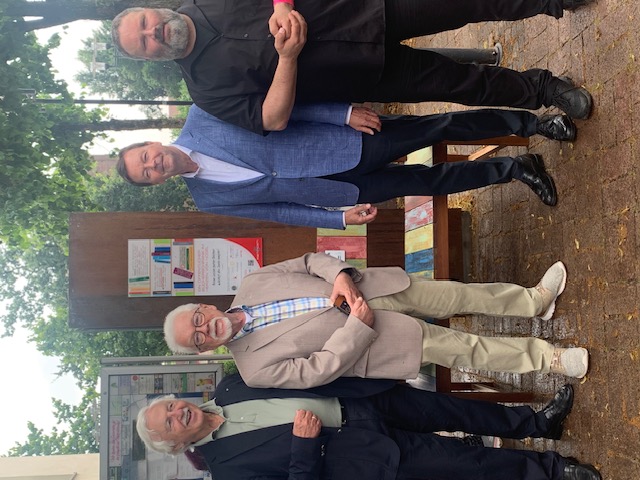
[341,384,565,480]
[352,0,563,108]
[326,109,535,203]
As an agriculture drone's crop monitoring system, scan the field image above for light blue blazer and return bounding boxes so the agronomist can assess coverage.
[176,104,365,229]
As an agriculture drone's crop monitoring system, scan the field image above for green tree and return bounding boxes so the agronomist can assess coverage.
[0,243,69,336]
[32,312,170,388]
[0,22,99,250]
[87,173,194,213]
[0,12,101,335]
[7,393,100,456]
[76,23,184,102]
[54,116,187,136]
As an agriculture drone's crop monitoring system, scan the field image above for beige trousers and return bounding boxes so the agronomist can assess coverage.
[368,275,555,374]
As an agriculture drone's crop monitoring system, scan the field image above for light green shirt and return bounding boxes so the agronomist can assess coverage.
[192,397,342,446]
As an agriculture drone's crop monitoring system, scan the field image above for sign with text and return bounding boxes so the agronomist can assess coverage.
[128,238,262,297]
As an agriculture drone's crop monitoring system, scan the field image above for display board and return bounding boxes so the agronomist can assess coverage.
[100,362,224,480]
[128,238,263,297]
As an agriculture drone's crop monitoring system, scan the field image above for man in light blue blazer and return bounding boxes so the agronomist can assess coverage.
[117,103,574,229]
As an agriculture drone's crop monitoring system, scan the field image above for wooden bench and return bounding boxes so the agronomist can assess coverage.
[431,137,536,402]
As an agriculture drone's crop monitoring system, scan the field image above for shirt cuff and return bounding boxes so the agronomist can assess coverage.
[344,105,353,126]
[342,212,346,229]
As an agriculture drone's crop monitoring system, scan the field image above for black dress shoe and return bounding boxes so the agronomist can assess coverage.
[551,77,593,120]
[563,458,602,480]
[542,384,574,439]
[515,154,558,206]
[562,0,595,11]
[537,114,576,141]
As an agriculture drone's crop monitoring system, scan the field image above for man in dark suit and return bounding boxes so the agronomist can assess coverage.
[117,105,573,228]
[111,0,594,134]
[136,375,601,480]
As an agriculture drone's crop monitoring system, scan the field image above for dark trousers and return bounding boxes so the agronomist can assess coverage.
[353,0,563,108]
[341,384,565,480]
[326,109,534,202]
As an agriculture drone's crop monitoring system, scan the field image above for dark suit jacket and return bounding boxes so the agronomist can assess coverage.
[196,375,400,480]
[176,0,386,133]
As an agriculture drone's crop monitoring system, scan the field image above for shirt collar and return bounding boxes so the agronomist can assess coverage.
[172,144,201,178]
[190,399,225,449]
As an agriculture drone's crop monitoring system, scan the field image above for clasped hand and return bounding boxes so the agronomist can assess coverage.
[330,272,374,327]
[293,409,322,438]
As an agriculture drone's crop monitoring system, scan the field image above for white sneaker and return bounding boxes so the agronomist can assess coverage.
[550,347,589,378]
[535,261,567,320]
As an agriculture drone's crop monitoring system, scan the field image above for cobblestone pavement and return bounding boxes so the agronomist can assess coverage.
[402,2,640,477]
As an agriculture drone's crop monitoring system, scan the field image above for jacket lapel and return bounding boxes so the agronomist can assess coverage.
[187,131,266,172]
[197,424,291,463]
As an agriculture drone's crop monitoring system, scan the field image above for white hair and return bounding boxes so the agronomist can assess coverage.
[164,303,200,354]
[136,394,189,455]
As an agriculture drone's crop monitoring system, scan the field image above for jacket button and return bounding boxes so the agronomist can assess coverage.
[272,172,277,176]
[243,33,249,38]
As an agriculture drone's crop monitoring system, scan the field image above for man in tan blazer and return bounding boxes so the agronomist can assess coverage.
[164,253,588,389]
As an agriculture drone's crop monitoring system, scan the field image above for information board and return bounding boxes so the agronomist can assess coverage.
[128,238,263,297]
[100,362,225,480]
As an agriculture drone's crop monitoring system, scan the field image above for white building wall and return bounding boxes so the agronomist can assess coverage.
[0,454,99,480]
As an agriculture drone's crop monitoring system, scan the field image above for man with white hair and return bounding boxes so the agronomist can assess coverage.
[162,252,589,389]
[135,375,601,480]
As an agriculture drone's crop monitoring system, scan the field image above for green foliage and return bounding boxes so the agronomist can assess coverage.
[87,172,195,212]
[0,16,99,335]
[0,18,99,250]
[76,22,185,104]
[31,311,170,389]
[212,346,239,375]
[0,243,68,336]
[7,393,100,456]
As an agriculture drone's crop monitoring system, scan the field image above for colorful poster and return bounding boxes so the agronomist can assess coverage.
[128,237,262,297]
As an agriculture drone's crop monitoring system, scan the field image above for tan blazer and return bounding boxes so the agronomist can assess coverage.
[229,253,423,389]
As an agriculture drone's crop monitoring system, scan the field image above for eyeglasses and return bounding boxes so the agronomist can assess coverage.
[192,306,206,352]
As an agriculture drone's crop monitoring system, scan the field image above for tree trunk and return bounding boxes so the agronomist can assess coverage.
[53,117,185,135]
[4,0,183,31]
